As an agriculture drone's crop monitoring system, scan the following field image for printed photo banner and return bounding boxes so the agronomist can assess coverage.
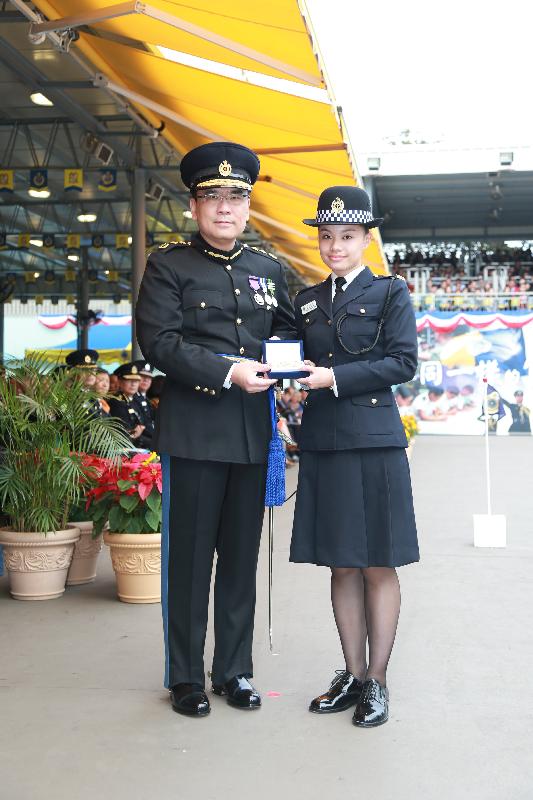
[399,312,533,435]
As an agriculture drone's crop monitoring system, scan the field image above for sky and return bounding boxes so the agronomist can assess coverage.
[305,0,533,172]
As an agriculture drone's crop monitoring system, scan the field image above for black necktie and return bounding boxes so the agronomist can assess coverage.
[333,276,346,313]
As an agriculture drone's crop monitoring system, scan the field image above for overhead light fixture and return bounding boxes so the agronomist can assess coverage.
[127,235,132,244]
[28,188,50,199]
[77,213,97,223]
[30,92,53,107]
[367,157,381,171]
[500,152,513,167]
[33,271,40,278]
[67,253,79,262]
[182,209,193,219]
[30,238,43,247]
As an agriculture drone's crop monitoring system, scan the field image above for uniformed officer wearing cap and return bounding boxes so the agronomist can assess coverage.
[65,349,102,417]
[136,141,295,717]
[502,389,531,433]
[132,360,155,446]
[289,186,419,729]
[107,363,151,448]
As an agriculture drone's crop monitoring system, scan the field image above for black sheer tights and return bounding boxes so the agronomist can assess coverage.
[330,566,401,686]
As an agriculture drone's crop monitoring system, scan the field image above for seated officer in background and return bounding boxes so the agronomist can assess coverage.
[107,363,151,448]
[65,348,101,417]
[136,141,295,718]
[132,361,155,446]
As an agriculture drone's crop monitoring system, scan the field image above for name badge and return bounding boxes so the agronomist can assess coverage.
[301,300,317,315]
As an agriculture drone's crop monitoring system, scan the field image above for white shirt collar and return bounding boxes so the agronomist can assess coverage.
[330,264,366,299]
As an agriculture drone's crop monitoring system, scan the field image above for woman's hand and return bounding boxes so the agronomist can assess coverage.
[298,365,334,390]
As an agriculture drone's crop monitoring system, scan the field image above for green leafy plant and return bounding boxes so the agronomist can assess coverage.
[0,355,131,533]
[85,453,162,535]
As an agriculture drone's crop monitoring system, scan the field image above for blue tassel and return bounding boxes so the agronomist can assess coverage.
[265,387,285,507]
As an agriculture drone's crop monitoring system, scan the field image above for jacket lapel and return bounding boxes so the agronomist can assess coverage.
[333,267,374,315]
[315,276,332,318]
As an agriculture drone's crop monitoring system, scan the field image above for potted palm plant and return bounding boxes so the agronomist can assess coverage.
[85,452,162,604]
[0,356,130,600]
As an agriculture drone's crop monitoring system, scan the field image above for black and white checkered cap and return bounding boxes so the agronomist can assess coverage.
[303,185,383,228]
[316,208,374,224]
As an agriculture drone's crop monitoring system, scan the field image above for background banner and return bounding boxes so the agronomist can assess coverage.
[399,312,533,435]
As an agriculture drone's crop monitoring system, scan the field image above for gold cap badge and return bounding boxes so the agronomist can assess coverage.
[131,366,138,374]
[331,197,344,213]
[219,160,232,177]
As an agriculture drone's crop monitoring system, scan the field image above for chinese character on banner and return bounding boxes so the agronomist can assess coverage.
[64,270,77,282]
[30,168,48,191]
[115,233,130,250]
[66,233,81,250]
[35,295,44,305]
[98,169,117,192]
[18,233,31,249]
[64,168,83,192]
[43,234,55,249]
[106,270,119,282]
[0,170,14,193]
[24,271,36,283]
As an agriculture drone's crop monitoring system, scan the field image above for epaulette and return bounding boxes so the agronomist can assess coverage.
[157,241,191,252]
[295,283,317,299]
[243,244,278,261]
[376,273,405,281]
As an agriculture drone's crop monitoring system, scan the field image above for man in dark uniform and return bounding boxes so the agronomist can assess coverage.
[502,389,531,433]
[136,142,295,717]
[107,363,150,448]
[65,349,102,418]
[132,360,155,447]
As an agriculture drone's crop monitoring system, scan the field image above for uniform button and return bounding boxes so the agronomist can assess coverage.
[195,385,200,391]
[203,387,209,392]
[305,318,310,324]
[200,301,206,309]
[360,308,366,314]
[210,390,216,396]
[236,318,242,325]
[226,265,232,270]
[239,347,245,355]
[235,288,240,295]
[371,398,377,404]
[327,320,332,326]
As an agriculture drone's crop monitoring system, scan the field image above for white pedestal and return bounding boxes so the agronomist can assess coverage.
[473,514,507,548]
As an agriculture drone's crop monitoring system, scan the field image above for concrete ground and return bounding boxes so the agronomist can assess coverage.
[1,435,532,800]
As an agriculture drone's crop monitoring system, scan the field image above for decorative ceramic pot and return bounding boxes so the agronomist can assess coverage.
[0,528,80,600]
[103,531,161,604]
[66,521,103,586]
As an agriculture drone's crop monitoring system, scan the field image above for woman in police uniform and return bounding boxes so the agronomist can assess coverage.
[291,186,419,728]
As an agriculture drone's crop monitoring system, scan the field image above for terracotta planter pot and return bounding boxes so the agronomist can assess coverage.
[103,531,161,604]
[66,521,103,586]
[0,528,80,600]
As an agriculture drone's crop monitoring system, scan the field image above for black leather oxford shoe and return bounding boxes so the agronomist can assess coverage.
[309,669,364,714]
[170,683,210,717]
[212,675,262,709]
[352,678,389,727]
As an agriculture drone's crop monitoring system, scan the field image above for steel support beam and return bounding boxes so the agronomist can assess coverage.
[78,247,90,349]
[131,168,145,360]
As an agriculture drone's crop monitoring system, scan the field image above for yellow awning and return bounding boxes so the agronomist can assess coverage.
[32,0,387,281]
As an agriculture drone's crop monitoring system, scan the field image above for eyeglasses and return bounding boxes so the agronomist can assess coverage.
[195,190,250,205]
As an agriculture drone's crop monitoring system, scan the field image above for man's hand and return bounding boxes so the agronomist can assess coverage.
[231,362,277,394]
[131,424,146,439]
[298,365,334,390]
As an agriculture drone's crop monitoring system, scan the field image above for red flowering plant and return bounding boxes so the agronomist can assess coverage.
[85,452,162,535]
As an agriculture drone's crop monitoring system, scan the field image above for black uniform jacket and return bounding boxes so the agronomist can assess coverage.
[295,268,418,451]
[135,236,296,463]
[108,393,151,448]
[133,392,155,443]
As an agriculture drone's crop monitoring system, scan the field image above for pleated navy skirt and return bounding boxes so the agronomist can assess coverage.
[290,447,419,568]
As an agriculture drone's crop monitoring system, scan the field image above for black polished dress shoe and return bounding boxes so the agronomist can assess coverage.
[170,683,210,717]
[309,669,364,714]
[352,678,389,727]
[212,675,262,709]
